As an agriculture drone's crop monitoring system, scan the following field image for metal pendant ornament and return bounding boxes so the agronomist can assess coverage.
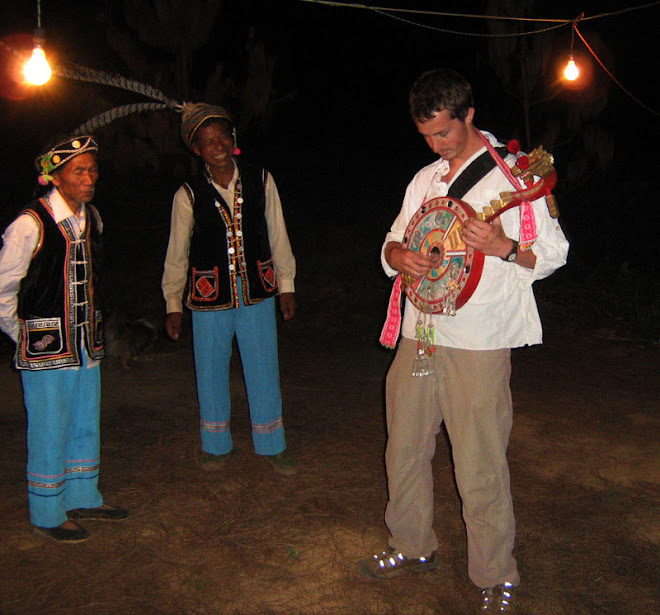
[411,284,436,377]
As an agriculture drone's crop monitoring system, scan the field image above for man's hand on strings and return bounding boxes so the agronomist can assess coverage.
[385,242,440,279]
[462,217,510,258]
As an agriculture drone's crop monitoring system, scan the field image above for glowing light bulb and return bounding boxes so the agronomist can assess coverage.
[23,44,52,85]
[563,57,579,82]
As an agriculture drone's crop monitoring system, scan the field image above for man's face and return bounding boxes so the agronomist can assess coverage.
[192,121,234,175]
[51,152,99,213]
[415,108,475,161]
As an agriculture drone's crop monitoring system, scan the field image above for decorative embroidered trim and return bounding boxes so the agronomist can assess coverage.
[66,464,100,475]
[380,276,403,349]
[20,208,45,257]
[477,132,538,250]
[201,419,230,433]
[252,417,284,434]
[27,479,66,490]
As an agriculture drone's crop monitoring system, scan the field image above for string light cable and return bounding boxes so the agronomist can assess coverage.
[298,0,568,37]
[3,1,659,126]
[296,0,660,115]
[573,22,659,117]
[295,0,660,25]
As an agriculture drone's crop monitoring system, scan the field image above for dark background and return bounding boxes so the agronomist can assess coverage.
[1,0,659,341]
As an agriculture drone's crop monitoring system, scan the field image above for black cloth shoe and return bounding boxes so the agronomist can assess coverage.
[68,504,129,521]
[200,451,231,471]
[265,451,298,476]
[34,522,89,543]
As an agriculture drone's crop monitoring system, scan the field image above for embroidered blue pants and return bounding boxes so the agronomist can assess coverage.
[21,353,103,528]
[191,294,286,456]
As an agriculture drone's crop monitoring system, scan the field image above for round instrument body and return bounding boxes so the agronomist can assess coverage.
[401,196,484,313]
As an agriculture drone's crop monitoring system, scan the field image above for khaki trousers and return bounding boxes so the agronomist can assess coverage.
[384,337,520,589]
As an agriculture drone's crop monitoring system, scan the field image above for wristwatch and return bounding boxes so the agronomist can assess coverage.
[502,239,519,262]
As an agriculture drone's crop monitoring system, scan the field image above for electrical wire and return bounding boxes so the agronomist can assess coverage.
[369,8,568,38]
[298,0,660,29]
[295,0,660,30]
[296,0,660,115]
[5,1,659,122]
[296,0,567,22]
[573,23,659,117]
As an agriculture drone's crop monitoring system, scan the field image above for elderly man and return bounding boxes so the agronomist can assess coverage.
[0,136,127,543]
[162,104,298,475]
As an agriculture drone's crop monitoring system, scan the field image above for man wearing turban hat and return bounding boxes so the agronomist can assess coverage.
[162,104,298,475]
[0,135,128,542]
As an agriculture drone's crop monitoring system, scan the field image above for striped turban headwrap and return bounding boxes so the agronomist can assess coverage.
[180,103,234,150]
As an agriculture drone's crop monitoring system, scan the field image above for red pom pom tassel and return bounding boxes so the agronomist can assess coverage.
[516,156,530,170]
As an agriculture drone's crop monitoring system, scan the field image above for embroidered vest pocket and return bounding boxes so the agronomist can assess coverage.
[257,258,278,293]
[23,318,64,357]
[191,267,220,302]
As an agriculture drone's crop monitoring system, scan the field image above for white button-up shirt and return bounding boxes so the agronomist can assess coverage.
[382,132,569,350]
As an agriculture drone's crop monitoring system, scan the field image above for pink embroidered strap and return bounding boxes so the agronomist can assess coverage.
[477,132,537,250]
[379,275,403,348]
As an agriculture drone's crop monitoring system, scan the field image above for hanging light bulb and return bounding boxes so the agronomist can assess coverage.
[23,28,51,85]
[23,0,51,86]
[563,55,579,81]
[562,17,581,83]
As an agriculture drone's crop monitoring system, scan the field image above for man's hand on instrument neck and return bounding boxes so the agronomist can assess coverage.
[462,218,536,269]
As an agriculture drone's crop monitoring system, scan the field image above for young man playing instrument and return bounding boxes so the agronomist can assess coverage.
[357,69,569,612]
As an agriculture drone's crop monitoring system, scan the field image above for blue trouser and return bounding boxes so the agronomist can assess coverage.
[191,294,286,456]
[21,352,103,528]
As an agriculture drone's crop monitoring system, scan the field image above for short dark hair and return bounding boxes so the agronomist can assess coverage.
[409,69,474,123]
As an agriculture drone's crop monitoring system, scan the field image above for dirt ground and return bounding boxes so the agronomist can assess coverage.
[0,214,658,615]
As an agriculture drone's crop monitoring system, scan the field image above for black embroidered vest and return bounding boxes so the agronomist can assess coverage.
[185,162,278,310]
[15,198,104,370]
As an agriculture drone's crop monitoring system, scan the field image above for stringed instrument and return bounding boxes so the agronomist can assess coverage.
[401,146,559,315]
